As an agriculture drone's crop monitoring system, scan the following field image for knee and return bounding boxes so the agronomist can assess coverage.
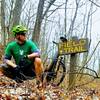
[34,57,42,65]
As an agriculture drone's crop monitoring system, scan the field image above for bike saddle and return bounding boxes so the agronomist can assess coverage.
[60,36,67,42]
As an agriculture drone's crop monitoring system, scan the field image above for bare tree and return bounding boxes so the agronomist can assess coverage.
[32,0,56,44]
[32,0,45,44]
[11,0,23,27]
[67,0,80,38]
[0,0,6,45]
[6,0,24,41]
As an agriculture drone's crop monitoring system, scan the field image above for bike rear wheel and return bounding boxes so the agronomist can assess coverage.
[46,61,66,86]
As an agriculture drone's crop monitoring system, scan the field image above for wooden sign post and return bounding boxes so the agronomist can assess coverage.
[69,53,77,90]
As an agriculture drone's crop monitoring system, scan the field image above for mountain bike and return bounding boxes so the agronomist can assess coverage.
[44,37,67,86]
[0,37,66,86]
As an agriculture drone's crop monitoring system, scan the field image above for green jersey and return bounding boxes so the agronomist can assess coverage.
[4,40,40,64]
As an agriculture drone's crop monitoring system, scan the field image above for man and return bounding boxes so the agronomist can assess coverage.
[2,25,44,84]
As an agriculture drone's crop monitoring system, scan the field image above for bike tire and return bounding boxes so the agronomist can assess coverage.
[46,61,66,86]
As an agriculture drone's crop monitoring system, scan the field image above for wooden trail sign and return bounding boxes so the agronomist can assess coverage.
[58,38,88,55]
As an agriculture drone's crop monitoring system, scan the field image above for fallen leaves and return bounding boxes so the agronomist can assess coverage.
[0,76,100,100]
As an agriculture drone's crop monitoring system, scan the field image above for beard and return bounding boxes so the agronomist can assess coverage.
[17,37,26,44]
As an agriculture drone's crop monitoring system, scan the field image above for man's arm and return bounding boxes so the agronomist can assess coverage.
[29,41,41,59]
[27,52,40,59]
[4,43,17,68]
[4,59,17,68]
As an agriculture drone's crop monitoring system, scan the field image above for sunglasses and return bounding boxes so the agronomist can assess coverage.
[16,33,26,36]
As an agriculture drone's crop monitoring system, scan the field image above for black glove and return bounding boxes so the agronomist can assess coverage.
[13,65,23,83]
[23,55,28,59]
[19,55,29,68]
[13,65,20,75]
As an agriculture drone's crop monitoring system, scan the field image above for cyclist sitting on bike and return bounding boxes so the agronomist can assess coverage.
[1,25,44,84]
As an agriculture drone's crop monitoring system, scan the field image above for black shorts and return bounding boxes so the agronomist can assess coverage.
[2,63,36,80]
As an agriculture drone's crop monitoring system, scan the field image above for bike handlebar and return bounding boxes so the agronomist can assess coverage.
[52,37,67,45]
[52,41,58,45]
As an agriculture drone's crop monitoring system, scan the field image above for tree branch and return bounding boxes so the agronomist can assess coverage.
[88,0,100,7]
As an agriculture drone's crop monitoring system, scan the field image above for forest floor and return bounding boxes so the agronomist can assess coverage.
[0,74,100,100]
[0,46,100,99]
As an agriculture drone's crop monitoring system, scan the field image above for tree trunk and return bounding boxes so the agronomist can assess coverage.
[0,0,6,45]
[32,0,45,44]
[12,0,23,27]
[8,0,23,41]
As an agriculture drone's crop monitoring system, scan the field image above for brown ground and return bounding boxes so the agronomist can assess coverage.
[0,74,100,100]
[0,44,100,99]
